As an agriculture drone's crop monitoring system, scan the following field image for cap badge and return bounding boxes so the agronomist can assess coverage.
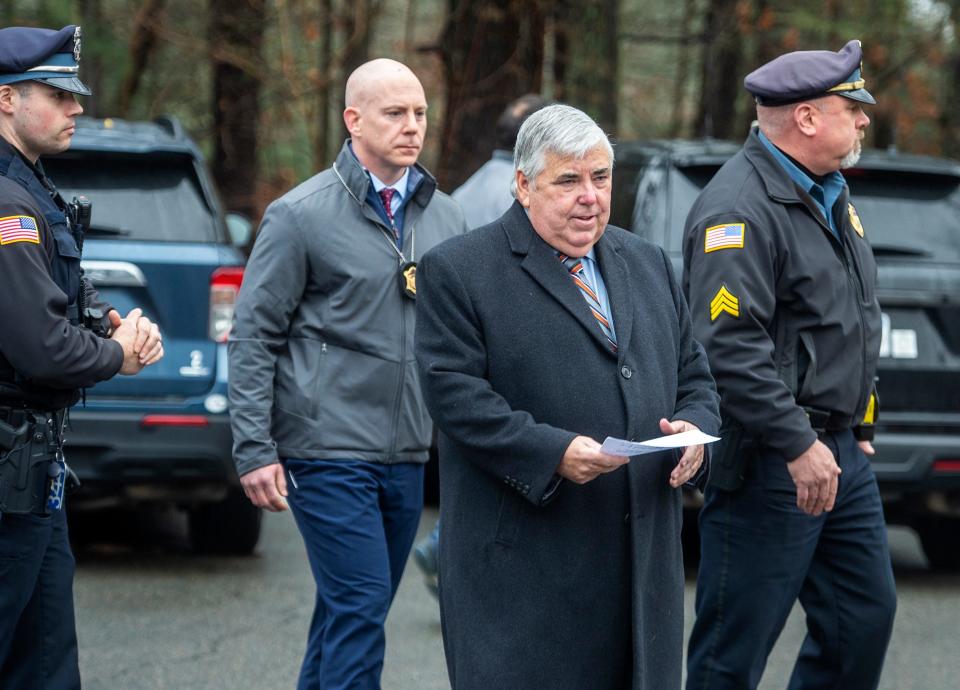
[73,26,82,62]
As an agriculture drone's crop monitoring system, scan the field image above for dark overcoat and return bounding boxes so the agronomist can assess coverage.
[415,202,720,690]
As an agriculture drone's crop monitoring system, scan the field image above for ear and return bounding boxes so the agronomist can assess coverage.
[515,169,532,208]
[343,106,362,138]
[0,85,17,115]
[793,103,818,137]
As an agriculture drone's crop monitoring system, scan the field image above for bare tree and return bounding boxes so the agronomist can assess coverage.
[552,0,619,134]
[695,0,743,139]
[438,0,545,189]
[209,0,266,219]
[116,0,167,118]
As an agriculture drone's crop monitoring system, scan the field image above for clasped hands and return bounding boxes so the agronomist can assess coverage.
[557,418,705,488]
[107,307,164,374]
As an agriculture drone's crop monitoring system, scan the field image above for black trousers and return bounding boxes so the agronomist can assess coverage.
[0,507,80,689]
[687,429,897,690]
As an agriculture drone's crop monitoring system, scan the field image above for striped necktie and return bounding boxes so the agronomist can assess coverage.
[379,187,399,241]
[558,253,617,353]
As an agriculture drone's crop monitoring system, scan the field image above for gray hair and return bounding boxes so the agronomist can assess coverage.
[512,104,613,195]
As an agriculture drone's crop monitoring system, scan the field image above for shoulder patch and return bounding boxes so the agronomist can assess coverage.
[0,215,40,245]
[710,285,740,321]
[848,203,865,238]
[704,222,745,253]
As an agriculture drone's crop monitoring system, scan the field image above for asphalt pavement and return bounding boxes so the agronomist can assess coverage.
[72,507,960,689]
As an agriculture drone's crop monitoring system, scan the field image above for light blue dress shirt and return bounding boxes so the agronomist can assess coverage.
[369,168,409,217]
[578,248,617,343]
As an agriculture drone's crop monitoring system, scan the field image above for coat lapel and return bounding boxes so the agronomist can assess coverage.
[594,232,633,356]
[500,203,619,356]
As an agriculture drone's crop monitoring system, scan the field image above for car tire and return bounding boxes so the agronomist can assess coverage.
[189,489,262,556]
[916,517,960,571]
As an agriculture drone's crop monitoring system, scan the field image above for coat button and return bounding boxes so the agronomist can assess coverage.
[623,513,630,523]
[620,365,632,379]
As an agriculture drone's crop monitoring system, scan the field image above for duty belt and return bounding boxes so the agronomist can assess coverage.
[803,407,852,436]
[0,407,69,515]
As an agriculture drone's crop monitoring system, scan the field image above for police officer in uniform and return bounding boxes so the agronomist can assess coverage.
[0,25,163,688]
[683,41,897,689]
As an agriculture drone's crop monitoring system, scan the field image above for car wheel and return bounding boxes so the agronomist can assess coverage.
[916,517,960,571]
[189,489,262,556]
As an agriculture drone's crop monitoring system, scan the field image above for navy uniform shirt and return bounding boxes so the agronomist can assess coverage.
[0,136,121,409]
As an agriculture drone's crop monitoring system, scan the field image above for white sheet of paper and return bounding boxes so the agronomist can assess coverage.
[600,430,720,457]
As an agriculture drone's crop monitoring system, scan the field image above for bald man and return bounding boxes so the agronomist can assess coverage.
[229,58,467,690]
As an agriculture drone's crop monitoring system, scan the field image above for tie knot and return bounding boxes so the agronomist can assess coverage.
[557,253,582,274]
[379,187,396,220]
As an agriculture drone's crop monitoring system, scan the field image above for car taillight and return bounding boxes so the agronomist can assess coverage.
[933,459,960,474]
[141,415,210,428]
[210,267,244,342]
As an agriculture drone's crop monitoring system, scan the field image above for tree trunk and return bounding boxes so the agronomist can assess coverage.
[552,0,619,134]
[314,0,334,168]
[940,36,960,158]
[116,0,167,118]
[669,0,696,137]
[696,0,743,139]
[438,0,545,190]
[77,0,105,117]
[209,0,265,220]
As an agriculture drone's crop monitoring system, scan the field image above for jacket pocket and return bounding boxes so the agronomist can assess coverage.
[796,331,818,401]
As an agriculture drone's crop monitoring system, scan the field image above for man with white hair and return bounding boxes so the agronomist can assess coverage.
[683,41,896,689]
[229,58,466,689]
[415,104,719,689]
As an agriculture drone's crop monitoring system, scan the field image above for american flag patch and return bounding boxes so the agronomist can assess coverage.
[704,223,745,253]
[0,215,40,246]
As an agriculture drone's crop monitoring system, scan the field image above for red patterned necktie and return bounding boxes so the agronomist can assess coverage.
[558,253,618,353]
[378,187,399,241]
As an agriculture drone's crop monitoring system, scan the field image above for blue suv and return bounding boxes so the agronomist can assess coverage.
[44,116,259,554]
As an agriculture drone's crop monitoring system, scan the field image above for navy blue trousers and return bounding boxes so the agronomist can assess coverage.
[284,458,423,690]
[687,430,897,690]
[0,508,80,690]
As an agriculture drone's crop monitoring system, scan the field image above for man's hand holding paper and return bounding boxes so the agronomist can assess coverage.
[598,421,720,487]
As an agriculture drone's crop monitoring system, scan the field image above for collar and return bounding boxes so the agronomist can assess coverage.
[335,139,436,209]
[505,201,619,259]
[368,167,410,202]
[757,130,845,199]
[0,134,54,194]
[491,149,513,162]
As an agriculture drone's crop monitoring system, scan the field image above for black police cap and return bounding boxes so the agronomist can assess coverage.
[744,40,875,107]
[0,25,91,96]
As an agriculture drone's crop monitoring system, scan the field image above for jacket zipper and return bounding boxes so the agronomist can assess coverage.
[388,218,416,460]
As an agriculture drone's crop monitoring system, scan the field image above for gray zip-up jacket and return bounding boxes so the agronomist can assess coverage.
[229,142,468,476]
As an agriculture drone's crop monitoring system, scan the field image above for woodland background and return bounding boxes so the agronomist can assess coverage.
[7,0,960,221]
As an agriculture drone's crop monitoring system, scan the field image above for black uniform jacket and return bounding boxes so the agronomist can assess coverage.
[682,129,881,462]
[0,137,121,410]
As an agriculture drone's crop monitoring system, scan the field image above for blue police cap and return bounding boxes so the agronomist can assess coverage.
[0,25,91,96]
[744,40,875,107]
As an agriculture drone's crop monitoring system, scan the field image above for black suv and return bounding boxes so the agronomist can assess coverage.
[612,139,960,569]
[44,116,260,554]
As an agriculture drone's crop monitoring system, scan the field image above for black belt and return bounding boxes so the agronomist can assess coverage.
[803,407,852,435]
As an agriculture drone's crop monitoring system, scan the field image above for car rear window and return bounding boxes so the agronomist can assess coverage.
[845,170,960,261]
[44,154,219,243]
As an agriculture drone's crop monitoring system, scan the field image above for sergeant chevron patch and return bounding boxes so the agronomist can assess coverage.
[710,285,740,321]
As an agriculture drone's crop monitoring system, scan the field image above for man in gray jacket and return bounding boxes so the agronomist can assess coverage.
[228,58,466,690]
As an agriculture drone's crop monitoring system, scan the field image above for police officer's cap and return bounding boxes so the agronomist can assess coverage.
[0,25,91,96]
[744,40,875,107]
